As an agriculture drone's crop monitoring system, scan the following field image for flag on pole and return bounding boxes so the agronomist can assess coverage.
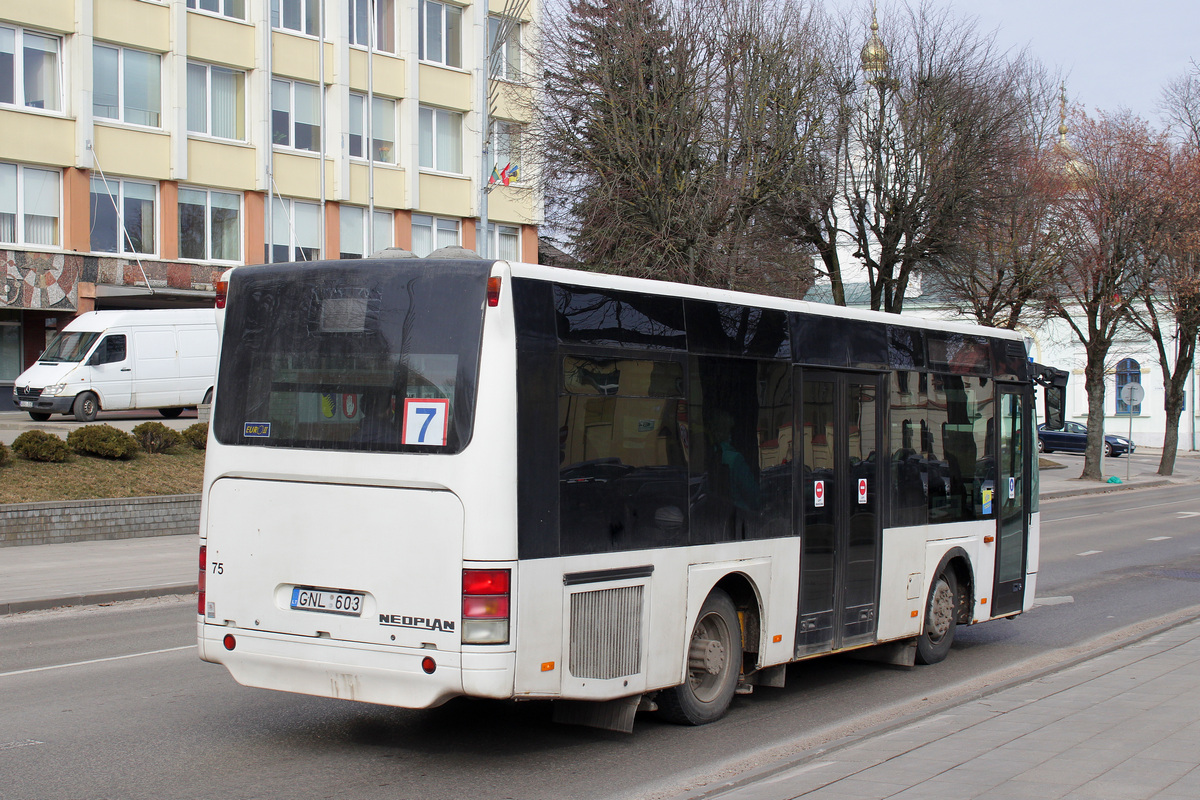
[507,164,521,182]
[500,163,512,186]
[489,164,501,185]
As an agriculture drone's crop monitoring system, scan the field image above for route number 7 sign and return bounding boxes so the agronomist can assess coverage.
[402,398,450,446]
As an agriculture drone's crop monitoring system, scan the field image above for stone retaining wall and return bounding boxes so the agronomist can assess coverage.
[0,494,201,547]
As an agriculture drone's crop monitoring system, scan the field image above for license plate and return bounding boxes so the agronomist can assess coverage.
[19,401,32,408]
[290,587,364,616]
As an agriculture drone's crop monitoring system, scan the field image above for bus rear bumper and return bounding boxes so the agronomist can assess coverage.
[201,626,516,708]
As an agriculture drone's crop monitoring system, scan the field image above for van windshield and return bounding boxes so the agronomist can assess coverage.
[39,331,101,363]
[213,259,492,454]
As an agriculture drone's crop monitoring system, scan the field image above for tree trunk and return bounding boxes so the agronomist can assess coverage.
[1081,358,1107,480]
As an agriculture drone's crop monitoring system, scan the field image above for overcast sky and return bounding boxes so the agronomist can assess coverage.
[941,0,1199,122]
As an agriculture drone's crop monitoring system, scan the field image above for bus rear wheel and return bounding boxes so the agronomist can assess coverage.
[916,569,958,665]
[658,589,741,725]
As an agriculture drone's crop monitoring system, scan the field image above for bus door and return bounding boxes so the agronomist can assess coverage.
[796,370,885,656]
[993,383,1031,615]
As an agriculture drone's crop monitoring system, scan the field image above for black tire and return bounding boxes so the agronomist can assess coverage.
[159,407,184,418]
[916,568,958,665]
[658,589,742,725]
[72,392,99,422]
[1037,438,1046,453]
[202,388,213,405]
[1103,441,1114,458]
[28,411,51,422]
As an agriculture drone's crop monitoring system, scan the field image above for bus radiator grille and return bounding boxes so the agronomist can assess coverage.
[569,585,644,680]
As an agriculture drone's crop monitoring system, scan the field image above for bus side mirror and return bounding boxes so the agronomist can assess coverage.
[1044,386,1064,430]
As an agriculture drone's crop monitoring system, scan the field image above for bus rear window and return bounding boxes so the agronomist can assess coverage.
[213,260,491,453]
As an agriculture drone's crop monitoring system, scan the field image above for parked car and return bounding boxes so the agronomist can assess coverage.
[1037,421,1134,457]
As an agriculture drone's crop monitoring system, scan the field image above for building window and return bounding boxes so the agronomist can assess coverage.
[1,25,62,111]
[186,0,246,20]
[269,197,320,262]
[411,214,458,257]
[271,0,320,36]
[339,206,393,258]
[89,176,156,255]
[418,106,462,173]
[272,78,320,152]
[94,44,162,127]
[489,120,523,184]
[485,223,520,261]
[488,15,520,80]
[349,0,396,53]
[187,62,246,140]
[179,187,241,262]
[0,162,60,246]
[418,0,462,68]
[349,93,396,163]
[1115,358,1142,415]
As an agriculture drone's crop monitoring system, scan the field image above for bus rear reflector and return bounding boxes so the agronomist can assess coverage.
[462,568,510,644]
[198,545,207,616]
[487,276,501,307]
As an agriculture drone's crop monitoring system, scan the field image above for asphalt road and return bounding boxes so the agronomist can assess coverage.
[3,483,1199,800]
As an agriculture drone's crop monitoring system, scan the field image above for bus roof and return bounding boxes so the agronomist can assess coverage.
[504,261,1026,344]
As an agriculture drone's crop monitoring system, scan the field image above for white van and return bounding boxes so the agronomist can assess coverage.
[11,309,218,422]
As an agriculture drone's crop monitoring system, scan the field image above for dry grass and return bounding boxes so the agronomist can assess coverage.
[0,448,205,504]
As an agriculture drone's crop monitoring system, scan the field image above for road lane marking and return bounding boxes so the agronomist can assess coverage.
[0,645,194,679]
[1031,595,1074,607]
[1175,512,1200,519]
[1148,536,1172,541]
[1076,550,1102,557]
[1053,513,1101,523]
[0,740,44,750]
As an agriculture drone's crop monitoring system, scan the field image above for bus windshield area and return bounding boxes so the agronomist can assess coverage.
[39,331,101,363]
[213,260,491,454]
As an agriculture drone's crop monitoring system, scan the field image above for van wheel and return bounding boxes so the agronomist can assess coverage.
[159,408,183,418]
[202,388,213,405]
[916,569,958,665]
[658,589,741,725]
[28,412,51,422]
[72,392,99,422]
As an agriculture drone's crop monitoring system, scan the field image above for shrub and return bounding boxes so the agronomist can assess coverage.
[182,422,209,450]
[0,441,10,467]
[12,430,72,463]
[132,421,185,454]
[67,424,141,460]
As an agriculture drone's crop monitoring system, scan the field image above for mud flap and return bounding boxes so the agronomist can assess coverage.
[552,694,643,733]
[848,638,917,668]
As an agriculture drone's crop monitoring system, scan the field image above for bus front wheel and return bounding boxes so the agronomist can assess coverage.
[916,569,958,665]
[658,589,741,725]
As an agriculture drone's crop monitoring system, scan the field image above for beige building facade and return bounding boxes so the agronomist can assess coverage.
[1,0,540,390]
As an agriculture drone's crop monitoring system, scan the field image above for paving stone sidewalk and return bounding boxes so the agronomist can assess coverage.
[694,617,1200,800]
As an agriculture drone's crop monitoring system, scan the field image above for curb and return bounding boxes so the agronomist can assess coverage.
[1,582,196,617]
[674,605,1200,800]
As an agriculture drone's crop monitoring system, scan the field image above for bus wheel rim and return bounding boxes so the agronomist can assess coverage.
[687,612,730,702]
[927,577,954,643]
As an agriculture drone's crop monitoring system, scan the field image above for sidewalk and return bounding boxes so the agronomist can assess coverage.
[687,614,1200,800]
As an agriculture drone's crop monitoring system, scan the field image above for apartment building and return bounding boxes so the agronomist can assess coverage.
[1,0,540,391]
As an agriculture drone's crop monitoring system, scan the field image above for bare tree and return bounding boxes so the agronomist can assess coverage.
[933,62,1064,329]
[841,1,1030,314]
[1049,110,1169,480]
[1127,69,1200,475]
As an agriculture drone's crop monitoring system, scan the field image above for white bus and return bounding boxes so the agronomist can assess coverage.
[197,256,1041,731]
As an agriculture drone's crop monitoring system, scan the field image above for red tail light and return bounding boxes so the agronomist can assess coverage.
[214,277,229,309]
[462,568,510,644]
[486,276,502,308]
[198,545,207,616]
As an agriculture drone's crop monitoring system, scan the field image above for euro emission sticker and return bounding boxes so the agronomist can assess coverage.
[244,422,271,438]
